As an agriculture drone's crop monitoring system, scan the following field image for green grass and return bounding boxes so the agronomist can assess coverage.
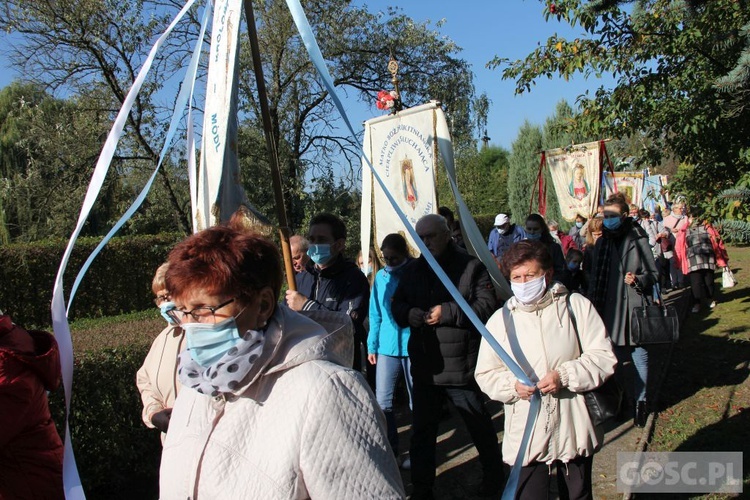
[68,308,164,352]
[649,245,750,498]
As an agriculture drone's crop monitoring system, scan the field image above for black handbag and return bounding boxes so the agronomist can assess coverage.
[630,304,679,344]
[566,294,621,426]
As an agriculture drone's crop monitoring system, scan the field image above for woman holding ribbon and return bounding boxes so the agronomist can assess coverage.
[475,240,616,498]
[159,214,403,499]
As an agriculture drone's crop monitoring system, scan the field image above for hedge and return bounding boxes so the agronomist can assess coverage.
[49,342,162,498]
[0,233,183,328]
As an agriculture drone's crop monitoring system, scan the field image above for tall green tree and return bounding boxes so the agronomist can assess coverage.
[493,0,750,200]
[0,82,132,241]
[437,145,510,217]
[508,122,544,225]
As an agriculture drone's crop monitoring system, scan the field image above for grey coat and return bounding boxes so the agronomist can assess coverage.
[588,225,658,346]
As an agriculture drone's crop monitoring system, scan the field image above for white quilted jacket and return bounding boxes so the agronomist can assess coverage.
[160,305,405,499]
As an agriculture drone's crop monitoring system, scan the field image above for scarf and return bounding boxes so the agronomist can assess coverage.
[591,218,631,314]
[178,329,266,397]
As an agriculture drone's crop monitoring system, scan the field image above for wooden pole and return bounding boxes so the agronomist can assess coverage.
[243,0,296,291]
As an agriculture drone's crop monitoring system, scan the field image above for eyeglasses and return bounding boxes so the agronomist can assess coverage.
[153,294,170,306]
[166,298,235,325]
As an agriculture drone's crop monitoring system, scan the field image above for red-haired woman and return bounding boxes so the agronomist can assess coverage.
[158,216,404,499]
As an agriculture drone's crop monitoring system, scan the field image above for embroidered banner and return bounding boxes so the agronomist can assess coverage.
[361,103,439,254]
[544,141,601,221]
[604,171,645,206]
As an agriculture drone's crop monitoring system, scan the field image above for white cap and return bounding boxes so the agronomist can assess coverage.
[494,214,509,226]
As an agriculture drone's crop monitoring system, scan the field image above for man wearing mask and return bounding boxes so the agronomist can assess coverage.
[487,213,524,261]
[285,213,370,372]
[392,214,503,499]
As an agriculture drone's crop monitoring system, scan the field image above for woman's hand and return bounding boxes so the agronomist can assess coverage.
[624,272,637,286]
[537,370,562,395]
[151,408,172,433]
[367,353,377,365]
[515,381,536,400]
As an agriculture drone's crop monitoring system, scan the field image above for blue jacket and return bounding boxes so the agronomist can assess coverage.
[487,224,525,259]
[295,255,370,341]
[367,264,411,357]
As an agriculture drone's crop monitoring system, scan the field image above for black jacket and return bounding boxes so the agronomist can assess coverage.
[391,243,497,386]
[295,254,370,341]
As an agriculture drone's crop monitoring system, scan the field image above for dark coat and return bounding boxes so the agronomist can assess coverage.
[588,223,658,346]
[0,315,64,499]
[295,254,370,341]
[392,243,497,386]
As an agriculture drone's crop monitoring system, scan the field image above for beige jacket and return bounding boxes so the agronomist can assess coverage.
[475,285,617,466]
[160,305,405,500]
[136,324,185,436]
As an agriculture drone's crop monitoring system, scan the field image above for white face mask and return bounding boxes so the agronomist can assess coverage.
[511,274,548,305]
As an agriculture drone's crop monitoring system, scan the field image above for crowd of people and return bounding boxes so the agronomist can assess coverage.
[0,193,732,499]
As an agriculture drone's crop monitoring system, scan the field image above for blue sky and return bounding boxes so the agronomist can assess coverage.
[350,0,617,149]
[0,0,616,150]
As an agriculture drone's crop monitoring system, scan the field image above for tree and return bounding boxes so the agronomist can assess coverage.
[0,0,198,234]
[0,82,134,241]
[507,122,544,225]
[238,1,475,228]
[437,145,510,217]
[492,0,750,198]
[2,0,476,236]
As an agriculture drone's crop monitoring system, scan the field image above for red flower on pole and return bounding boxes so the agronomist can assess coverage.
[376,90,399,111]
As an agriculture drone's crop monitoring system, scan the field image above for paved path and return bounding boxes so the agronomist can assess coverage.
[395,288,692,499]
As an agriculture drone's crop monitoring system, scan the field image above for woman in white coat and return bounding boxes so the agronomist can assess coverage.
[159,214,404,499]
[475,240,616,499]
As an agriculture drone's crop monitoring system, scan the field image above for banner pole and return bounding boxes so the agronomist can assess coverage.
[244,0,296,291]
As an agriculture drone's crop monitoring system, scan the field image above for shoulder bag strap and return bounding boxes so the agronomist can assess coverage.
[565,293,583,357]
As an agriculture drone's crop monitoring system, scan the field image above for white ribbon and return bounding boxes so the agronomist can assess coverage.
[50,2,199,496]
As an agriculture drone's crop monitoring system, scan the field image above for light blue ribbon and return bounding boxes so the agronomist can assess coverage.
[67,0,211,311]
[284,1,539,497]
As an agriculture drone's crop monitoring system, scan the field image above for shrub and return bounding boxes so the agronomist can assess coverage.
[0,233,183,328]
[49,342,162,498]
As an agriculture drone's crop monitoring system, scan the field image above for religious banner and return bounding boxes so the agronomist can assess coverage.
[544,141,602,221]
[361,103,439,254]
[195,0,245,230]
[603,171,645,206]
[642,174,667,213]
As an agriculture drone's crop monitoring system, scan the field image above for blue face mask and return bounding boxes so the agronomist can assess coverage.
[603,216,623,231]
[567,261,580,271]
[525,232,542,241]
[184,316,243,367]
[575,221,584,229]
[160,301,178,325]
[307,244,333,266]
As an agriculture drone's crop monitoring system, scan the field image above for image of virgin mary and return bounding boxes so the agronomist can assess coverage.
[401,158,418,209]
[568,163,590,201]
